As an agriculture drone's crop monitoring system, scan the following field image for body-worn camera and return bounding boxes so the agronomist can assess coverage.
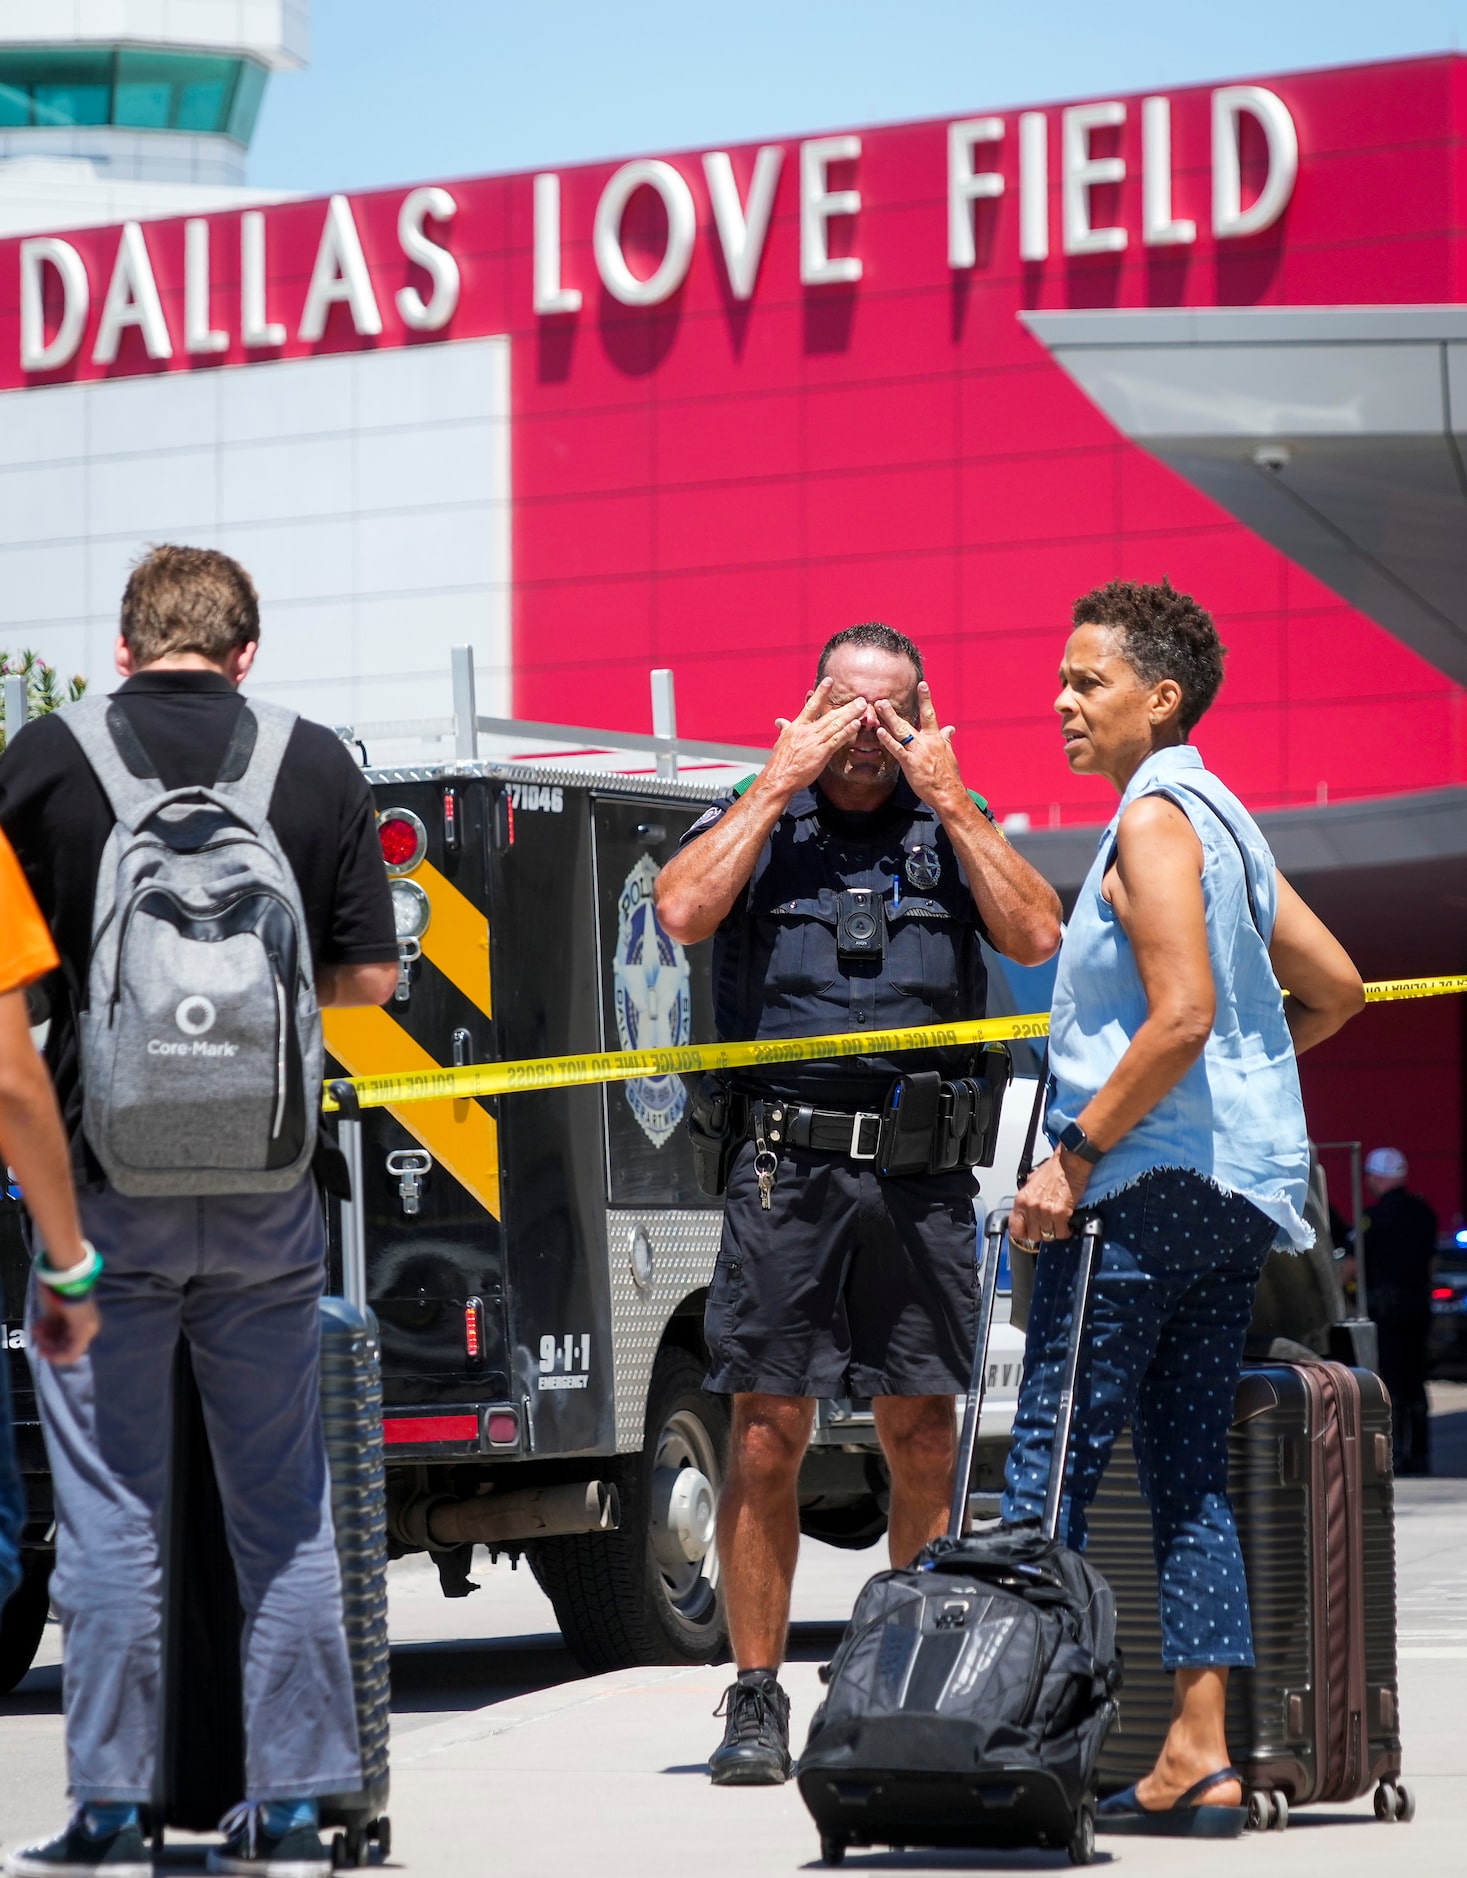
[835,887,884,961]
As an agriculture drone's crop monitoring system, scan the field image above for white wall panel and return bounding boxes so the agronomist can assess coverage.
[88,446,217,537]
[219,354,353,442]
[0,383,88,470]
[0,336,512,728]
[219,434,355,525]
[0,542,88,625]
[89,370,221,459]
[0,464,88,548]
[356,343,504,430]
[355,504,503,595]
[354,421,501,513]
[223,513,355,604]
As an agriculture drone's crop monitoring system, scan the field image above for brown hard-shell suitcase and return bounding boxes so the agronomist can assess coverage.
[1083,1360,1413,1831]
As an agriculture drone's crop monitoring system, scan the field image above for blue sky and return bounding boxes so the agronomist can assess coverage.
[248,0,1467,194]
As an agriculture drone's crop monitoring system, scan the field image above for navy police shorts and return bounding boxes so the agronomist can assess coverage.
[704,1139,981,1398]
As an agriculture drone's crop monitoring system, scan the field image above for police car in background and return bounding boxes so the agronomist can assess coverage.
[0,711,1042,1689]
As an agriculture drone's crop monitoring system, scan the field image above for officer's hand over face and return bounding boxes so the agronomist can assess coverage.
[767,678,871,797]
[873,684,963,814]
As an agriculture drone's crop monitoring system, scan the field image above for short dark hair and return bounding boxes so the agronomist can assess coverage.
[121,545,260,667]
[817,621,924,686]
[1071,577,1225,734]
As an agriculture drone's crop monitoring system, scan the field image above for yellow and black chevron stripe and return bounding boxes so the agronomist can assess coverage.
[323,854,501,1217]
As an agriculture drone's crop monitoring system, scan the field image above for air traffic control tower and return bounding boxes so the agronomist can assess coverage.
[0,1,306,231]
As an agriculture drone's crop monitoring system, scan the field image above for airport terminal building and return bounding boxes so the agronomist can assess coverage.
[0,10,1462,1214]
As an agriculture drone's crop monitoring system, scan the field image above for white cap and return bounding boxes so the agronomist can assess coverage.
[1364,1147,1408,1180]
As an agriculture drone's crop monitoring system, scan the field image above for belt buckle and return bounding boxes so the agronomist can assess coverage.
[849,1112,881,1160]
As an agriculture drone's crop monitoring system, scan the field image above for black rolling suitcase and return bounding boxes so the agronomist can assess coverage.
[798,1211,1120,1867]
[1084,1360,1412,1830]
[151,1298,391,1868]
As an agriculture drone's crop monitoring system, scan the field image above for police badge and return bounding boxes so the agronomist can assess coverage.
[613,854,692,1148]
[905,844,941,890]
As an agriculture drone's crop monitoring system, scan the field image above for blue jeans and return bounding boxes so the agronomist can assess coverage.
[29,1178,361,1803]
[1002,1169,1274,1670]
[0,1354,21,1612]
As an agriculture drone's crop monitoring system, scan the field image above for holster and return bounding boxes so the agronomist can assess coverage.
[687,1073,739,1197]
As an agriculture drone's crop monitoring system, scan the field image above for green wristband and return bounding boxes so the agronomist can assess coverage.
[33,1240,103,1299]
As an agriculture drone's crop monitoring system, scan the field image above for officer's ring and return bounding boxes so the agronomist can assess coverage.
[898,732,915,746]
[1040,1227,1055,1239]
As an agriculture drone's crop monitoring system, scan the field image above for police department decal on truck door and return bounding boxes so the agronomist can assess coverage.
[613,853,691,1148]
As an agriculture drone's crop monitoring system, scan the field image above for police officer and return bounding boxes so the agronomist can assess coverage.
[655,623,1061,1785]
[1361,1147,1438,1475]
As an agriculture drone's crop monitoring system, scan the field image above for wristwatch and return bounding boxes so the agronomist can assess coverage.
[1058,1121,1104,1165]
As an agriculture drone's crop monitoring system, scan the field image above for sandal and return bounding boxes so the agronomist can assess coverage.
[1096,1767,1248,1837]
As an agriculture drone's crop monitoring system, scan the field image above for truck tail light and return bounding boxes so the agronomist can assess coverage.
[485,1407,520,1448]
[442,785,460,854]
[1433,1286,1454,1302]
[378,807,428,874]
[465,1297,484,1361]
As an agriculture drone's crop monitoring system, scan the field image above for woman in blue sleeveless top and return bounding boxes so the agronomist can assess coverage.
[1003,579,1363,1837]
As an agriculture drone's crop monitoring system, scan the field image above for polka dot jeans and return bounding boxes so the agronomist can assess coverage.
[1001,1168,1276,1670]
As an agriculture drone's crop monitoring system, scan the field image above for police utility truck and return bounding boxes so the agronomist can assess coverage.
[0,667,1036,1688]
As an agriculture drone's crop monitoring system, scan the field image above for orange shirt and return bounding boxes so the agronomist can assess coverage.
[0,826,57,997]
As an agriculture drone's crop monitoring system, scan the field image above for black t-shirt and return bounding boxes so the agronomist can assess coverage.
[0,670,397,1167]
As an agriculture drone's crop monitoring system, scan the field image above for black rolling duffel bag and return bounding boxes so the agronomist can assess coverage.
[1083,1359,1411,1832]
[798,1211,1121,1868]
[151,1298,391,1869]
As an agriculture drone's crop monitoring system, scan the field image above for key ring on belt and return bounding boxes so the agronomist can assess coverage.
[752,1102,781,1213]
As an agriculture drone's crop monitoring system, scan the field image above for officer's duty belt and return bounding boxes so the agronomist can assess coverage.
[778,1103,883,1160]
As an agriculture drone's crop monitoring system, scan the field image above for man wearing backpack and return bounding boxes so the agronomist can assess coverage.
[0,547,398,1878]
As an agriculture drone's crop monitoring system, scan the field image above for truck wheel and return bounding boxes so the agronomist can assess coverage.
[530,1345,728,1671]
[0,1550,53,1694]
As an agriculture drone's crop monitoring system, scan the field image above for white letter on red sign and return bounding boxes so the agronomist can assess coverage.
[93,222,173,364]
[397,187,460,332]
[703,147,783,301]
[1018,112,1049,262]
[1062,102,1127,256]
[948,118,1004,270]
[241,211,286,348]
[800,135,862,286]
[185,219,229,353]
[594,159,697,307]
[300,195,384,341]
[534,173,582,315]
[1141,97,1196,247]
[19,237,88,372]
[1213,86,1298,238]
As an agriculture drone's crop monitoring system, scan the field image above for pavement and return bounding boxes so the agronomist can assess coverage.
[3,1386,1466,1876]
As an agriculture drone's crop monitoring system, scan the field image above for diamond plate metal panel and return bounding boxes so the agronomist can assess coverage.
[605,1208,722,1452]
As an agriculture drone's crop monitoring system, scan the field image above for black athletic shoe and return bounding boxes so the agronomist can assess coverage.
[205,1805,329,1877]
[5,1809,151,1877]
[708,1674,793,1785]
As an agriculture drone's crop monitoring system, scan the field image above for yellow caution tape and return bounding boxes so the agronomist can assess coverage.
[323,1013,1051,1112]
[321,974,1466,1114]
[1362,974,1467,1004]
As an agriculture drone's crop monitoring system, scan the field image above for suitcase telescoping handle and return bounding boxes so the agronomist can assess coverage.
[947,1208,1101,1543]
[1041,1214,1101,1543]
[948,1206,1010,1537]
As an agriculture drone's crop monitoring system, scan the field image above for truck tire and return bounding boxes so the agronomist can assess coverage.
[0,1550,53,1694]
[530,1345,728,1671]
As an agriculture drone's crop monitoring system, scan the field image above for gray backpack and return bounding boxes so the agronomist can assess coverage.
[62,695,323,1197]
